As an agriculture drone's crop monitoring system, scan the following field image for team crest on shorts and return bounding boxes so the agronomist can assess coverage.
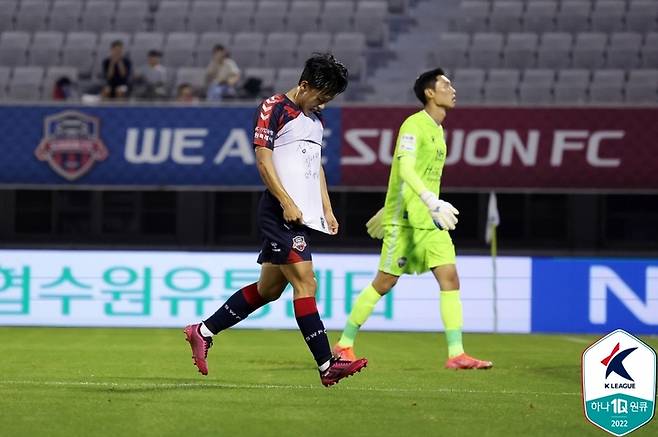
[397,257,407,268]
[34,110,108,181]
[292,235,307,252]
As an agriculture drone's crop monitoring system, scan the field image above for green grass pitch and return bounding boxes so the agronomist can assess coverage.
[1,328,656,437]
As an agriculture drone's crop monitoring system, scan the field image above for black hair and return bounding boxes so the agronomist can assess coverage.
[298,53,348,96]
[413,68,446,104]
[110,40,123,48]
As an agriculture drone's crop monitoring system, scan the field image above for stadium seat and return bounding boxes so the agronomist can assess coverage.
[43,65,78,100]
[243,67,276,92]
[274,67,302,91]
[62,32,97,77]
[537,33,572,69]
[28,31,64,67]
[0,1,18,32]
[131,32,165,67]
[253,1,289,34]
[320,1,354,33]
[49,0,83,32]
[556,1,591,33]
[114,1,149,32]
[286,1,321,34]
[484,69,519,104]
[590,0,625,32]
[7,66,44,100]
[296,32,332,61]
[14,1,49,32]
[518,69,554,104]
[606,32,642,68]
[188,1,222,33]
[489,1,523,33]
[0,31,31,67]
[231,32,265,69]
[503,32,538,69]
[0,66,11,99]
[554,69,589,104]
[430,32,470,69]
[80,1,116,32]
[354,1,389,46]
[523,1,556,33]
[222,1,256,33]
[453,68,485,103]
[196,32,232,66]
[468,32,503,68]
[331,32,366,78]
[456,1,489,33]
[625,69,658,103]
[164,32,198,68]
[589,69,625,103]
[175,66,206,90]
[262,32,298,69]
[625,0,658,33]
[153,1,190,33]
[572,32,607,69]
[640,32,658,67]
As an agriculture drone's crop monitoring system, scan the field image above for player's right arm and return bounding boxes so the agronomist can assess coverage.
[253,96,303,225]
[396,119,459,231]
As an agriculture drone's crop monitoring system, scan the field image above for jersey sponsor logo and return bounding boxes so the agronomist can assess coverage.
[34,110,108,181]
[399,134,416,152]
[292,235,307,252]
[254,126,274,143]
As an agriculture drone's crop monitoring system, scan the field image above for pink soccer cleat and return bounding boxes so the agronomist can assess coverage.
[332,343,357,362]
[320,357,368,387]
[183,324,213,376]
[445,353,493,370]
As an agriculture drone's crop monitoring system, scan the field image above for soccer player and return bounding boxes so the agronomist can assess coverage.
[184,54,368,386]
[333,68,493,370]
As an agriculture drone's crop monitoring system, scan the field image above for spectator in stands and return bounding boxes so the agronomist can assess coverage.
[175,83,199,103]
[101,40,132,99]
[134,50,168,100]
[204,45,241,101]
[52,76,77,101]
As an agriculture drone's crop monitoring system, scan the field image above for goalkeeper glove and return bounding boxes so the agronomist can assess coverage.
[365,207,385,239]
[420,191,459,231]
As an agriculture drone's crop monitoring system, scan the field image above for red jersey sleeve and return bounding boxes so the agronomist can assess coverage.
[253,94,286,149]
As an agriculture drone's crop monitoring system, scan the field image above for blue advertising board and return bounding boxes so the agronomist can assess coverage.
[531,258,658,334]
[0,105,342,186]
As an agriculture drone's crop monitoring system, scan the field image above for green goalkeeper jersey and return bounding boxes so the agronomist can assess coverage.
[383,110,447,229]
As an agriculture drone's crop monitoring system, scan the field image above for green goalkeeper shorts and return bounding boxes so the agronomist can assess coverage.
[378,225,456,276]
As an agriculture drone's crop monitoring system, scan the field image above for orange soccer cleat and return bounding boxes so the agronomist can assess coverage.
[332,343,357,362]
[445,353,493,370]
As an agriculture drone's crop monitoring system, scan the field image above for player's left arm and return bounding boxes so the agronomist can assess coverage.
[319,166,338,235]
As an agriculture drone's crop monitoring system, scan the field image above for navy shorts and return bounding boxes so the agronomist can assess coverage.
[256,190,313,265]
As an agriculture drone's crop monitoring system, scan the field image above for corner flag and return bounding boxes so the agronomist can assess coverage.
[485,192,500,331]
[485,191,500,245]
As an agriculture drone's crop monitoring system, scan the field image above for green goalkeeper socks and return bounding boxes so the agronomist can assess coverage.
[440,290,465,358]
[337,284,382,348]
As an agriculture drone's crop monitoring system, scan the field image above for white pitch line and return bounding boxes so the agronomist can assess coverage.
[562,336,592,344]
[0,379,581,396]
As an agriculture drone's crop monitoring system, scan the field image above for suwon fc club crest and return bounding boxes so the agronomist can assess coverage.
[34,110,108,181]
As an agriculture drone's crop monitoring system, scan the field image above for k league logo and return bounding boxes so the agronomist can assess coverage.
[582,329,656,436]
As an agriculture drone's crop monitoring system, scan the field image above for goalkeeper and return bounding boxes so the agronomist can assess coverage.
[334,68,492,370]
